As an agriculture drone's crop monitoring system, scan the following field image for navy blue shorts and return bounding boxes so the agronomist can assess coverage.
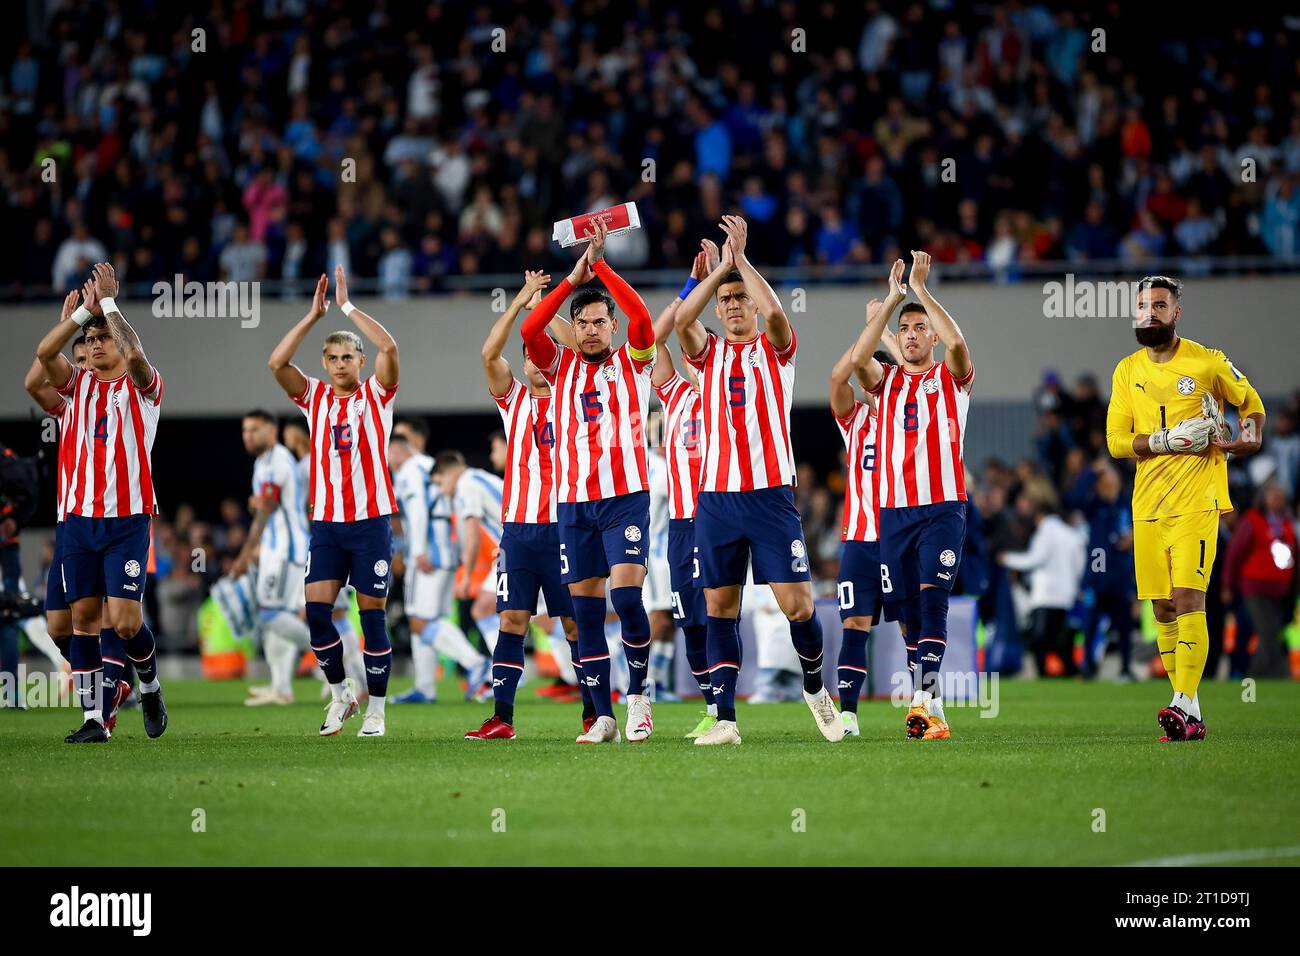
[668,518,706,628]
[557,491,649,584]
[497,522,574,618]
[694,486,811,588]
[306,515,393,598]
[60,513,151,603]
[879,501,967,597]
[837,539,899,623]
[45,523,69,613]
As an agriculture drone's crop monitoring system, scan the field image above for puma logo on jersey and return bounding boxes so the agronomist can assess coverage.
[1134,382,1146,392]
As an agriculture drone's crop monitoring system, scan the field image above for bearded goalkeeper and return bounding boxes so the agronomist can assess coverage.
[1107,276,1265,742]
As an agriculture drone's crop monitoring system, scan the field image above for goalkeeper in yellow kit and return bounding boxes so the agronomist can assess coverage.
[1107,276,1266,742]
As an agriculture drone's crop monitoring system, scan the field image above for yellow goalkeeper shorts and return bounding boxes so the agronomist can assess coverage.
[1132,509,1220,600]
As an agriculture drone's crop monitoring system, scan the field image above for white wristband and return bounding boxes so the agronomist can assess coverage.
[99,296,119,316]
[340,300,357,317]
[71,306,94,327]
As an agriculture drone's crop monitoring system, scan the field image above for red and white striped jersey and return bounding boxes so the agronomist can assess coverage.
[835,400,879,542]
[654,371,703,520]
[45,394,74,523]
[55,366,163,519]
[292,375,398,522]
[685,329,797,493]
[870,361,973,509]
[493,377,556,524]
[541,344,653,503]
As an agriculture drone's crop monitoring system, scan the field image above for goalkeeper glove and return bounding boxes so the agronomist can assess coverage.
[1201,393,1233,443]
[1149,416,1216,454]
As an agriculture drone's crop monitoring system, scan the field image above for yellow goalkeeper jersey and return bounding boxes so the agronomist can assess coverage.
[1106,336,1264,520]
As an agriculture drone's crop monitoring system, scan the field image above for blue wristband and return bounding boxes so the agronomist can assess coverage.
[678,276,700,301]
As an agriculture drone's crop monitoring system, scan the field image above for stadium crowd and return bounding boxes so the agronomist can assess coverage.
[4,1,1300,299]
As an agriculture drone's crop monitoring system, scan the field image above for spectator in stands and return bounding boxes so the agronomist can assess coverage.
[998,486,1088,677]
[1223,483,1298,678]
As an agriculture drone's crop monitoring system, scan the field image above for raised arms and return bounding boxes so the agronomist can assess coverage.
[93,263,154,390]
[483,271,550,397]
[908,250,971,382]
[853,259,908,393]
[268,273,330,400]
[334,265,399,390]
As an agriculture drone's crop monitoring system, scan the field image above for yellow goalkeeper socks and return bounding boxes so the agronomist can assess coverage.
[1155,617,1180,690]
[1175,611,1210,701]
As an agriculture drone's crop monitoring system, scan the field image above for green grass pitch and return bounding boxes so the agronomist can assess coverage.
[3,677,1298,866]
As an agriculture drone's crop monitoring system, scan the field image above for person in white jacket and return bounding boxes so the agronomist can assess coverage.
[998,488,1087,676]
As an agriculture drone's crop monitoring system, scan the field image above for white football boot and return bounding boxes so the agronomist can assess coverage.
[804,687,846,742]
[693,719,742,745]
[319,682,360,736]
[842,711,860,737]
[357,710,386,737]
[575,715,621,744]
[624,694,654,742]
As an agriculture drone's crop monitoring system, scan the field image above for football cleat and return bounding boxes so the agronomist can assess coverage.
[65,718,110,744]
[390,688,436,705]
[685,712,717,739]
[803,687,846,742]
[465,715,516,740]
[905,704,930,739]
[842,711,860,737]
[624,694,654,743]
[1157,705,1189,742]
[576,715,621,744]
[1187,718,1208,741]
[105,679,131,732]
[320,686,360,736]
[693,719,742,746]
[245,687,293,707]
[464,660,492,701]
[357,711,386,737]
[921,717,951,740]
[582,714,598,734]
[140,688,168,739]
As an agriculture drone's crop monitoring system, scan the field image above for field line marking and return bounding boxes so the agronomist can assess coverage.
[1120,845,1300,867]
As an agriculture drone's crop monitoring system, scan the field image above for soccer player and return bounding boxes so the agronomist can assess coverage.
[392,419,490,694]
[829,273,907,737]
[431,449,505,653]
[519,219,657,744]
[465,271,589,740]
[231,410,312,706]
[388,433,461,704]
[35,264,167,743]
[21,296,125,712]
[268,267,400,737]
[1106,275,1265,741]
[853,251,972,740]
[676,216,843,745]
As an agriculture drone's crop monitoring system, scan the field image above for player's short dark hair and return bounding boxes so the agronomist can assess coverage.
[717,270,744,288]
[873,349,894,366]
[243,409,276,424]
[395,417,429,442]
[431,450,466,474]
[570,287,615,321]
[83,316,108,333]
[72,334,87,349]
[898,302,927,320]
[1137,275,1183,301]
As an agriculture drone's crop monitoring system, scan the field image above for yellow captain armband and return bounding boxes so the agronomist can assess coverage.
[628,343,656,362]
